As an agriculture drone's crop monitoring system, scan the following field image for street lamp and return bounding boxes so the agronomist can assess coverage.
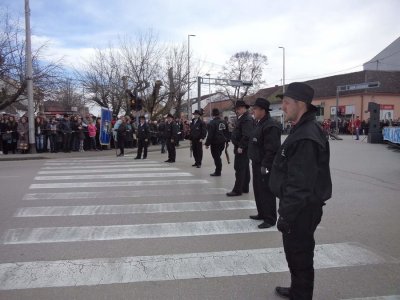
[187,34,196,120]
[279,46,285,93]
[205,73,211,117]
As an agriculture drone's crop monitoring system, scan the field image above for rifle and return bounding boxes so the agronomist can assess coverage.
[224,141,230,164]
[190,141,193,157]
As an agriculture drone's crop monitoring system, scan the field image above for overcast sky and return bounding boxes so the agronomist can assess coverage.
[4,0,400,91]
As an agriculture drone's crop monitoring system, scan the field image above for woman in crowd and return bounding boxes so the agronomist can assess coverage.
[124,117,133,148]
[46,117,59,153]
[76,116,85,152]
[7,115,18,154]
[0,115,8,154]
[70,115,80,151]
[95,117,103,150]
[87,119,98,151]
[17,116,29,153]
[34,116,46,153]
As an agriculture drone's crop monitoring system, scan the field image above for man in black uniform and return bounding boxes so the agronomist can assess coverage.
[227,100,254,196]
[269,82,332,300]
[190,110,207,168]
[59,114,72,152]
[247,98,281,229]
[116,116,127,157]
[164,114,178,163]
[135,116,150,159]
[205,108,229,176]
[157,118,166,153]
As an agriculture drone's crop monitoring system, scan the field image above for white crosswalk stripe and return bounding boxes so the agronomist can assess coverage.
[38,167,179,174]
[1,219,274,244]
[34,172,193,181]
[15,200,256,217]
[41,163,169,170]
[30,179,209,189]
[341,297,400,300]
[43,160,160,166]
[22,188,228,200]
[48,159,160,163]
[0,243,387,290]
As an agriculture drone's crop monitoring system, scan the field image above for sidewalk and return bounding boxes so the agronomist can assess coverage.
[0,140,191,161]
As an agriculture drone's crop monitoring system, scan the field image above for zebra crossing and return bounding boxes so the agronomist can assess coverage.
[0,157,397,298]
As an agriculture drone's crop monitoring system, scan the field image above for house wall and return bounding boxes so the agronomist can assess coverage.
[312,94,400,121]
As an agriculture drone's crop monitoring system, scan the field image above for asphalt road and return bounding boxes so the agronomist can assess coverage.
[0,136,399,300]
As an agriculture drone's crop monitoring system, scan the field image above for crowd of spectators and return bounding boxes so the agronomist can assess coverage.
[1,112,398,155]
[0,113,195,155]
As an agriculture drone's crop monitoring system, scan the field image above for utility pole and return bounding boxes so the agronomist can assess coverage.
[187,34,195,119]
[279,46,285,93]
[25,0,35,153]
[206,73,211,117]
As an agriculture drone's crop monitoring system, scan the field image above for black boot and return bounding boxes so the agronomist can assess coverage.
[275,286,290,298]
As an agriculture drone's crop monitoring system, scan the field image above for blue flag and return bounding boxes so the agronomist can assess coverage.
[100,108,112,145]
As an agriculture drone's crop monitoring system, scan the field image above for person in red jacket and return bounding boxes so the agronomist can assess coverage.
[354,116,361,140]
[87,119,98,151]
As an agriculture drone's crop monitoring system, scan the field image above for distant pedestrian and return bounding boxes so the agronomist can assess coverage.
[135,116,150,159]
[158,118,166,154]
[269,82,332,299]
[95,118,103,150]
[164,114,178,163]
[34,116,45,153]
[115,116,127,157]
[46,117,59,153]
[247,98,281,229]
[190,110,207,168]
[59,114,72,152]
[76,117,85,152]
[226,100,254,196]
[354,116,361,140]
[17,116,29,154]
[205,108,229,176]
[87,119,98,151]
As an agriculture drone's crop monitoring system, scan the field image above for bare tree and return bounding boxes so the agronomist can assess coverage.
[119,30,164,118]
[76,31,200,120]
[220,51,267,102]
[164,43,190,117]
[76,46,126,116]
[0,8,63,112]
[49,78,86,112]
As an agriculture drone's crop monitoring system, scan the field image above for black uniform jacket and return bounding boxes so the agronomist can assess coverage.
[205,117,228,146]
[137,122,150,140]
[190,118,207,140]
[231,111,254,152]
[269,111,332,224]
[165,121,178,140]
[248,115,281,169]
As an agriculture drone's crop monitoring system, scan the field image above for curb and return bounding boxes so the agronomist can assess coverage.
[0,142,191,162]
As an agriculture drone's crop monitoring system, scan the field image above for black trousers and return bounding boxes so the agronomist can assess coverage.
[159,137,166,153]
[192,139,203,165]
[118,135,126,155]
[232,152,250,193]
[62,133,71,152]
[282,204,323,300]
[49,134,58,152]
[210,143,225,175]
[252,163,277,225]
[166,138,176,161]
[136,138,148,158]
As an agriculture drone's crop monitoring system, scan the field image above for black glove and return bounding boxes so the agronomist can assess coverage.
[277,217,291,234]
[260,166,269,175]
